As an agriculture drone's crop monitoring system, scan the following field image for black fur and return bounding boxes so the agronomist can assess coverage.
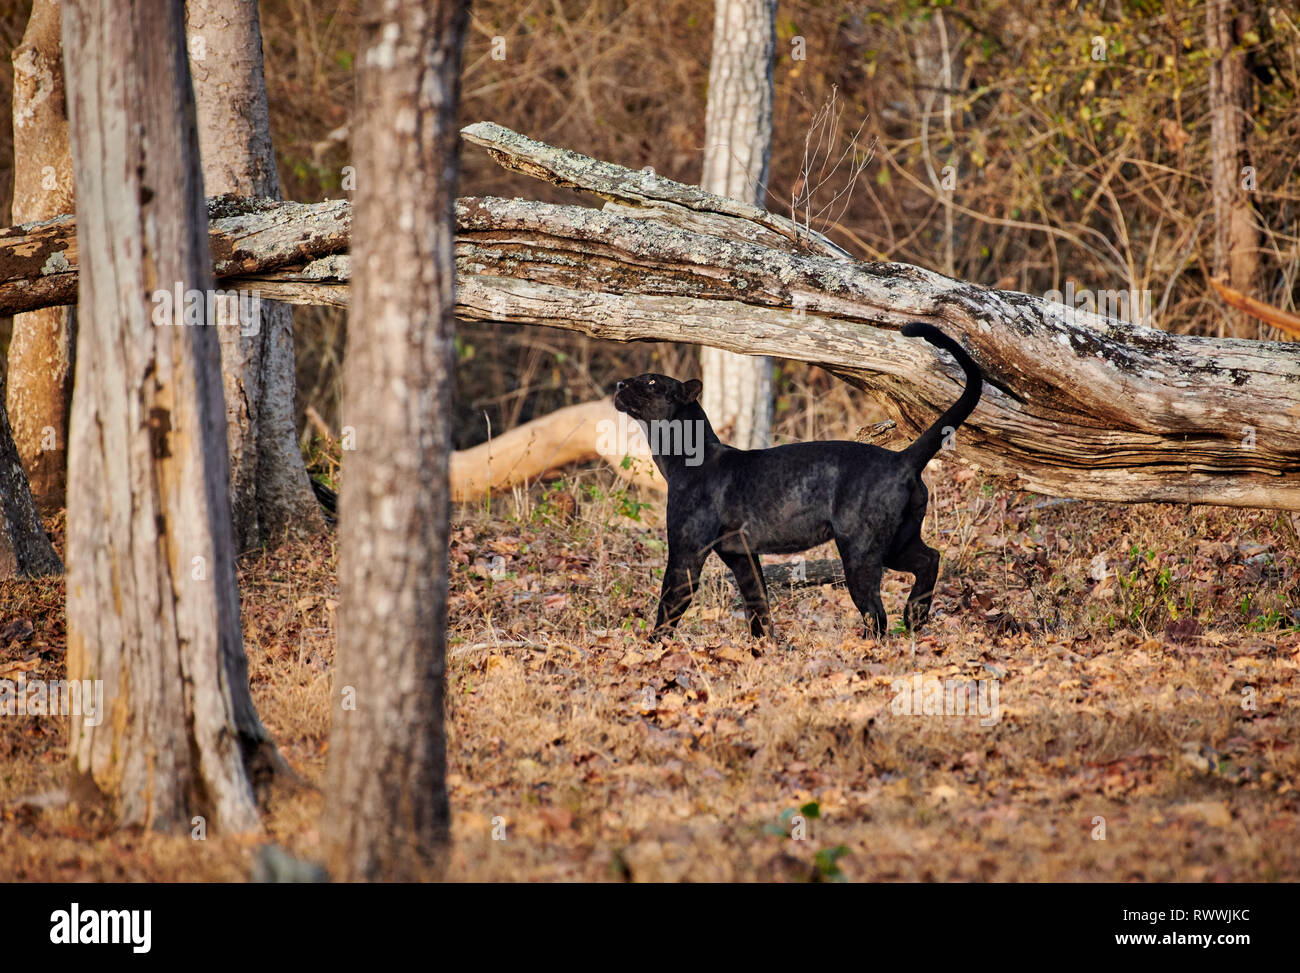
[613,323,982,641]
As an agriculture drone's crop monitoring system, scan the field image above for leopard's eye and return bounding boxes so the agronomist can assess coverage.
[648,379,655,386]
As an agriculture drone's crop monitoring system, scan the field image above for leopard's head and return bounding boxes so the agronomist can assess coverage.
[613,374,703,424]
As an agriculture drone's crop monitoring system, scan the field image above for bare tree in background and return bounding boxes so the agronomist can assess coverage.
[62,0,275,832]
[322,0,469,880]
[7,0,74,511]
[1206,0,1260,338]
[914,8,962,279]
[186,0,324,549]
[698,0,777,449]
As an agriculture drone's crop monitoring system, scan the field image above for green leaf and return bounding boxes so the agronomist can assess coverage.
[814,845,851,881]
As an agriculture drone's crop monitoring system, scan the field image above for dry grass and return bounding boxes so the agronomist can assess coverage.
[2,464,1298,882]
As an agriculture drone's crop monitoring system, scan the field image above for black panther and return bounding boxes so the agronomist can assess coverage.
[613,323,982,641]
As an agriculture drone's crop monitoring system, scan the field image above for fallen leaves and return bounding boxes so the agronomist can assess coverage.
[0,617,35,646]
[4,464,1300,882]
[0,658,39,680]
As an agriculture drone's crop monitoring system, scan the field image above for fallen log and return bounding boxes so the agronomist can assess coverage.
[0,195,349,315]
[1,124,1297,510]
[448,397,660,501]
[757,558,845,591]
[1208,276,1300,340]
[302,396,660,503]
[723,559,845,608]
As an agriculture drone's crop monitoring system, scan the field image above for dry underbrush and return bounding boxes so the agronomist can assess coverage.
[1,461,1298,881]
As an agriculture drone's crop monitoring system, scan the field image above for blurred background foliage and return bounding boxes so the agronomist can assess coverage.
[2,0,1296,449]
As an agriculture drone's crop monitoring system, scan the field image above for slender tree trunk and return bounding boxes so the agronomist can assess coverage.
[915,8,962,279]
[697,0,776,449]
[323,0,468,880]
[186,0,324,550]
[62,0,271,832]
[7,0,75,512]
[0,366,62,578]
[0,0,68,577]
[1207,0,1259,338]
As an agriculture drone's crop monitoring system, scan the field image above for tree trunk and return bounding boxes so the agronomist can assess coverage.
[7,0,75,512]
[62,0,273,832]
[186,0,324,550]
[1206,0,1260,339]
[914,8,962,279]
[0,366,62,578]
[697,0,777,449]
[4,124,1298,511]
[322,0,468,881]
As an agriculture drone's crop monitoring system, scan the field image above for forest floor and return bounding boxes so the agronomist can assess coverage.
[2,457,1299,881]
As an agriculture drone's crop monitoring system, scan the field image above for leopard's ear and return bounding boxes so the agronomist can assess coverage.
[680,379,703,403]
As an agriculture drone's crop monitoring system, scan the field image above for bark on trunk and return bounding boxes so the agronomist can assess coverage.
[62,0,274,832]
[4,124,1298,510]
[1207,0,1260,339]
[322,0,468,881]
[186,0,324,550]
[697,0,777,450]
[7,0,76,511]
